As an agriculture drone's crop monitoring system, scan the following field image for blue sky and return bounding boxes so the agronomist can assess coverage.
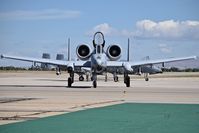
[0,0,199,66]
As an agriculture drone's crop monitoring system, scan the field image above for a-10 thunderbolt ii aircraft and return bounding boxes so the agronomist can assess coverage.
[1,32,197,88]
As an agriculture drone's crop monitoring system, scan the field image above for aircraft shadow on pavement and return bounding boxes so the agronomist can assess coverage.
[0,85,91,88]
[36,79,67,82]
[0,85,66,88]
[69,86,91,88]
[36,79,91,82]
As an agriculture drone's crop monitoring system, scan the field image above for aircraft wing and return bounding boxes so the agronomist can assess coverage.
[1,54,89,67]
[1,54,197,70]
[129,56,197,66]
[107,56,197,67]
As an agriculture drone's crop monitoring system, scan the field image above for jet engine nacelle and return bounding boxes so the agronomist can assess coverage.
[76,44,92,61]
[106,44,122,61]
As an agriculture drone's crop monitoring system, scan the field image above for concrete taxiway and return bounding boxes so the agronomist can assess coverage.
[0,71,199,125]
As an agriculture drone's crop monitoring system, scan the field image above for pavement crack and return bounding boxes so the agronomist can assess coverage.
[0,98,38,104]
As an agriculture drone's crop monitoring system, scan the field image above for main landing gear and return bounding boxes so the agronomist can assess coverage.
[68,72,74,87]
[114,76,119,82]
[144,73,149,81]
[124,73,130,87]
[86,74,89,81]
[56,67,61,75]
[113,72,119,82]
[104,70,108,82]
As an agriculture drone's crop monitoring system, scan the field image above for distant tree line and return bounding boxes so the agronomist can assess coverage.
[161,67,199,72]
[0,66,199,72]
[0,66,27,71]
[0,66,50,71]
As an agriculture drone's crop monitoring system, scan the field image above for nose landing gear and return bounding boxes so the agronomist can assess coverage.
[79,75,84,81]
[68,72,74,87]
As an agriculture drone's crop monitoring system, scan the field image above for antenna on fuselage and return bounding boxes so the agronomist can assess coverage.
[68,38,71,61]
[127,38,130,61]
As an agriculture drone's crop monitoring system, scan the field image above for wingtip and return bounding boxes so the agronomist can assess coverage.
[189,56,197,60]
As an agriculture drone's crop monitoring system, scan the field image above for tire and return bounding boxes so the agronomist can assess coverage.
[93,81,97,88]
[68,77,72,87]
[126,76,130,87]
[145,77,149,81]
[115,76,119,82]
[86,75,89,81]
[105,75,107,82]
[79,76,84,81]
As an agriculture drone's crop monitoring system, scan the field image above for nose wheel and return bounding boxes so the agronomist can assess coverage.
[92,72,97,88]
[93,80,97,88]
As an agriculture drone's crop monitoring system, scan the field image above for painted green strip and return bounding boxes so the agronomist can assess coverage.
[0,103,199,133]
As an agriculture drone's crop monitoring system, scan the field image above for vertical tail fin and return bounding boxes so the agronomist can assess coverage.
[68,38,71,61]
[127,38,130,61]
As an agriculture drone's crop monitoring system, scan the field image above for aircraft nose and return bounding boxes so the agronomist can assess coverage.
[96,59,102,66]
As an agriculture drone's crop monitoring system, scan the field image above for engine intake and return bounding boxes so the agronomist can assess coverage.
[76,44,92,60]
[106,44,122,61]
